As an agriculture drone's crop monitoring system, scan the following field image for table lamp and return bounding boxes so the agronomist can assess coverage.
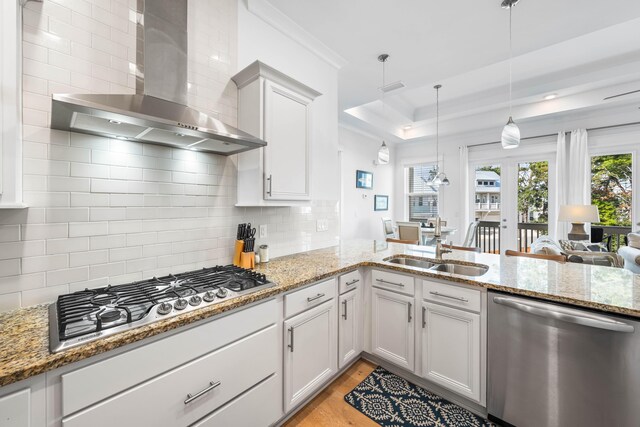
[558,204,600,240]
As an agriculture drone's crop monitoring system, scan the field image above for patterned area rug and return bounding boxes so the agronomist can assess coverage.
[344,366,492,427]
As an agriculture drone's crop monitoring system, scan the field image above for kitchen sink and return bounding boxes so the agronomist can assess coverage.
[428,263,488,276]
[387,257,437,269]
[386,256,489,277]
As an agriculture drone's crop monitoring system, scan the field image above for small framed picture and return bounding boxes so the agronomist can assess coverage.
[356,170,373,189]
[374,195,389,211]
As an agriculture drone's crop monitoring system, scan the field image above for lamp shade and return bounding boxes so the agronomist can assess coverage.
[558,205,600,223]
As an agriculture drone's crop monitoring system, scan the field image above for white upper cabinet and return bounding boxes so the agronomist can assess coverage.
[232,61,321,206]
[0,0,25,208]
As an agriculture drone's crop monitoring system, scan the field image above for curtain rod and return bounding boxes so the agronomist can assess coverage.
[470,121,640,148]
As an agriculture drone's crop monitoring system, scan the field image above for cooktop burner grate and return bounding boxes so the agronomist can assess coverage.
[50,265,271,352]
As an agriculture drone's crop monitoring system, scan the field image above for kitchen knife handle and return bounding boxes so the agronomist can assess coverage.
[288,326,294,352]
[266,174,272,196]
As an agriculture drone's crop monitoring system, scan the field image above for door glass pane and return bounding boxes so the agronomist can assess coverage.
[517,161,548,252]
[591,153,633,251]
[474,165,501,253]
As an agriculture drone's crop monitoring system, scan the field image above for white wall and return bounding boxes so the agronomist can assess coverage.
[0,0,341,312]
[339,126,394,240]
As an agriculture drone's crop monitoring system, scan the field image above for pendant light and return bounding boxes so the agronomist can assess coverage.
[501,0,520,149]
[376,54,390,165]
[427,84,450,186]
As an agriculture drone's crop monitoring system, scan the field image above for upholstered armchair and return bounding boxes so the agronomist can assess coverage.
[618,246,640,274]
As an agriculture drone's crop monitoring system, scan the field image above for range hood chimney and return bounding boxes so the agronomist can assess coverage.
[50,0,266,155]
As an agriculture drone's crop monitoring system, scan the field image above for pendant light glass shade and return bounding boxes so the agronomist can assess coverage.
[377,140,390,164]
[501,0,520,149]
[501,116,520,149]
[427,84,450,187]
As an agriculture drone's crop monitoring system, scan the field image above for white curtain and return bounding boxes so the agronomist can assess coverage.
[554,129,590,240]
[459,145,470,243]
[554,132,568,240]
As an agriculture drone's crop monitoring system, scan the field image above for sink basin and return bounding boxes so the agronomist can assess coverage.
[387,257,437,269]
[386,256,489,277]
[428,263,488,277]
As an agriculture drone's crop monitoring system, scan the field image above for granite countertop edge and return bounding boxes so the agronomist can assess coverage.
[0,244,638,387]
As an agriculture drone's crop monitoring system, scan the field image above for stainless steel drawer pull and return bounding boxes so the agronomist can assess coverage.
[342,300,348,320]
[422,306,426,328]
[288,326,294,352]
[408,302,412,323]
[307,293,325,302]
[376,278,404,287]
[346,279,360,286]
[493,296,635,333]
[184,381,221,405]
[429,291,468,302]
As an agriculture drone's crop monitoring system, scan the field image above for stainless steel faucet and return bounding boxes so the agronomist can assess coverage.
[434,217,452,260]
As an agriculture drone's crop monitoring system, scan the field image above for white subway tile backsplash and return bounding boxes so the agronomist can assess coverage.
[22,254,68,274]
[47,266,89,286]
[46,237,89,255]
[1,0,340,312]
[68,221,109,237]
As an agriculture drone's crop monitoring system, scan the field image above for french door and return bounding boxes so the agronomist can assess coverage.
[470,152,555,253]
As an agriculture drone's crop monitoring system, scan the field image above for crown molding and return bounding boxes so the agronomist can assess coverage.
[246,0,347,70]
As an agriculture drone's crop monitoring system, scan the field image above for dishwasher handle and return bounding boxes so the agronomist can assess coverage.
[493,296,635,333]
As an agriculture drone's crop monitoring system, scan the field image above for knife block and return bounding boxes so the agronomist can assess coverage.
[239,252,255,269]
[233,240,244,266]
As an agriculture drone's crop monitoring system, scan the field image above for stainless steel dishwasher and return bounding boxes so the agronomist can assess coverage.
[488,291,640,427]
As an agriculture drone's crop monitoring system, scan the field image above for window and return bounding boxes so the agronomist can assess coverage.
[407,164,438,222]
[591,153,632,251]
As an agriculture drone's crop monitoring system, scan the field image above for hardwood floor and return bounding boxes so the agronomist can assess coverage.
[283,359,378,427]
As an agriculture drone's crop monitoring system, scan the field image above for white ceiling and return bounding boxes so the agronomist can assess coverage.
[266,0,640,144]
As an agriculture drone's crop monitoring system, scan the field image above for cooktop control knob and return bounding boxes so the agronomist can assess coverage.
[174,298,188,310]
[157,302,173,315]
[203,291,216,302]
[216,288,228,298]
[189,295,202,306]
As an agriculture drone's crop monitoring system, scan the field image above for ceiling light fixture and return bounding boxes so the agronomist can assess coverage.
[109,120,121,125]
[403,125,412,130]
[544,93,557,100]
[501,0,520,149]
[426,84,450,187]
[375,54,390,165]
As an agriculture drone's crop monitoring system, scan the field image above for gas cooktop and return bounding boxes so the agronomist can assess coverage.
[48,265,274,353]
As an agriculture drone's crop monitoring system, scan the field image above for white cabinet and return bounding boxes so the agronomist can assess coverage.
[283,298,337,412]
[0,389,30,427]
[421,301,481,403]
[338,288,361,369]
[232,61,321,205]
[371,287,415,371]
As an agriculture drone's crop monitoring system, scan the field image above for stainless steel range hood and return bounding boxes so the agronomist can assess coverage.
[50,0,265,155]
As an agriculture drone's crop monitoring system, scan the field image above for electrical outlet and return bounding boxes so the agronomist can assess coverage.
[259,224,267,238]
[316,219,329,232]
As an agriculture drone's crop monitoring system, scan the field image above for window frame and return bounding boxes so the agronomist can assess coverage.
[405,162,440,222]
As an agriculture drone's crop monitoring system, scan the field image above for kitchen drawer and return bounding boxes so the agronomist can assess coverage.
[193,374,282,427]
[339,270,361,294]
[62,299,277,416]
[372,269,415,296]
[62,325,278,427]
[423,280,481,313]
[285,278,336,318]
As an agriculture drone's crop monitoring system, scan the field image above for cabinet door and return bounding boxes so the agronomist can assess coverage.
[338,288,360,369]
[0,388,30,427]
[371,287,414,371]
[263,81,311,201]
[421,302,481,402]
[284,299,337,412]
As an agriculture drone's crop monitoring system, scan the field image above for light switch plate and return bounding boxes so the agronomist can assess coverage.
[259,224,267,238]
[316,219,329,232]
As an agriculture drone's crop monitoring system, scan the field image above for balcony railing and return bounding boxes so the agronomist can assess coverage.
[475,203,500,210]
[475,222,632,254]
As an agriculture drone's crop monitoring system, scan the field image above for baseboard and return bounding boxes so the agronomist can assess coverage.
[361,352,488,419]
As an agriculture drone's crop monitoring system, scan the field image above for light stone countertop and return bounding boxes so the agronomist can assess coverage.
[1,239,638,387]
